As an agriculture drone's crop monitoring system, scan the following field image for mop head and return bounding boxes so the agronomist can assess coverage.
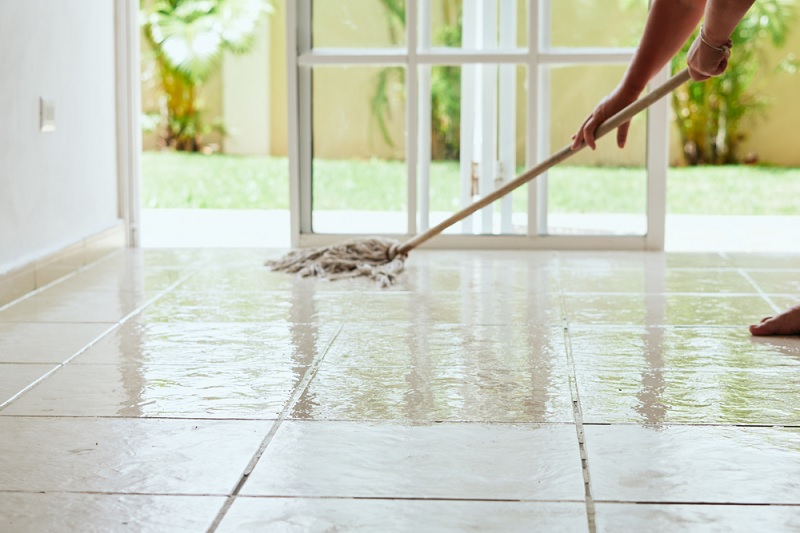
[265,237,406,287]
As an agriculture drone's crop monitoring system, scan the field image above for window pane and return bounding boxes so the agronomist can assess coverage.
[311,67,407,234]
[427,0,527,49]
[312,0,406,48]
[548,0,647,48]
[546,65,647,236]
[422,65,527,235]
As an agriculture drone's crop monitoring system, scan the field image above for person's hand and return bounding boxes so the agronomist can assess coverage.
[571,84,640,151]
[687,27,732,81]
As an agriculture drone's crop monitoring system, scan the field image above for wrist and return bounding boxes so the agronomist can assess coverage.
[618,73,648,99]
[700,24,731,48]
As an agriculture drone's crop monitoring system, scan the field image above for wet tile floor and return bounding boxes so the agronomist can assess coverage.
[1,248,800,532]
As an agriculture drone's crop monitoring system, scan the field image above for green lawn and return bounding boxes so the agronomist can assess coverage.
[142,151,800,215]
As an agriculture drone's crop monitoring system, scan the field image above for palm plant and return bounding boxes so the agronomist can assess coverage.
[671,0,796,165]
[141,0,272,151]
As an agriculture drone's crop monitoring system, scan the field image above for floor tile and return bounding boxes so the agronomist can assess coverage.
[0,417,266,494]
[142,291,302,323]
[2,363,297,418]
[569,326,800,371]
[0,290,148,323]
[73,320,337,367]
[570,327,800,425]
[660,253,733,268]
[661,269,756,294]
[0,364,55,405]
[560,268,647,294]
[0,322,111,363]
[294,364,574,422]
[560,268,755,294]
[407,249,560,269]
[325,323,567,368]
[218,498,588,533]
[744,270,800,294]
[557,251,664,270]
[564,294,774,326]
[242,421,585,500]
[293,324,571,422]
[767,296,800,317]
[0,492,225,533]
[101,248,217,269]
[557,251,732,270]
[52,266,187,295]
[400,263,562,294]
[726,253,800,270]
[595,502,800,533]
[310,291,563,325]
[585,425,800,504]
[179,265,318,293]
[4,247,800,531]
[576,368,800,425]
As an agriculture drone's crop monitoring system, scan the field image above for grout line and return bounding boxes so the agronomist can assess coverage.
[556,262,596,533]
[1,414,796,429]
[206,323,344,533]
[4,487,800,507]
[0,261,208,412]
[0,488,592,504]
[592,499,800,507]
[738,268,783,313]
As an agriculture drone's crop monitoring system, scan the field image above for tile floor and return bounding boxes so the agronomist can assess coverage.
[1,248,800,532]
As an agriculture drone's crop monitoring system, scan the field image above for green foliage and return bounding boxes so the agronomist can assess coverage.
[141,0,272,151]
[371,0,462,160]
[671,0,796,165]
[430,23,462,160]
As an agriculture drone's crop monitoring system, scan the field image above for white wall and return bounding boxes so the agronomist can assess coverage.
[0,0,120,274]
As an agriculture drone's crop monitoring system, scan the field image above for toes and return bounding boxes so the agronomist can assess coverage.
[749,317,776,336]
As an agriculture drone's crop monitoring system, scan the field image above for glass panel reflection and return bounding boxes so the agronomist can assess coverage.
[548,0,648,49]
[546,65,647,236]
[312,0,406,48]
[312,67,407,234]
[427,0,528,49]
[422,65,527,235]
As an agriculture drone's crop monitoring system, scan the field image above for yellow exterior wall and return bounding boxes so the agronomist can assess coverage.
[269,0,288,156]
[738,27,800,166]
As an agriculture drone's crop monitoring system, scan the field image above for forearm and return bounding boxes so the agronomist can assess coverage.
[620,0,706,95]
[702,0,755,44]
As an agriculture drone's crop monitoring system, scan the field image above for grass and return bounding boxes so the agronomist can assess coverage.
[142,151,800,216]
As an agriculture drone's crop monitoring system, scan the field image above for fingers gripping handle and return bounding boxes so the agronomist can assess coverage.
[594,68,691,141]
[397,68,691,255]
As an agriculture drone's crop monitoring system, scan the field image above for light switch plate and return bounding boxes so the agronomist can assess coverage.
[40,98,55,132]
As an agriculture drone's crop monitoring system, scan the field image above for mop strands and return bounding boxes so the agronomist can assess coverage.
[268,69,692,286]
[266,237,405,287]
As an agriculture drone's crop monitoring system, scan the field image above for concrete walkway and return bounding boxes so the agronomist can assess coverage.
[140,209,800,253]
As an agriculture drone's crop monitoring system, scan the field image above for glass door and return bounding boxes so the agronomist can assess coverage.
[287,0,669,250]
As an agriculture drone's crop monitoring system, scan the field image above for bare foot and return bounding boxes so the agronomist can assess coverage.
[749,305,800,336]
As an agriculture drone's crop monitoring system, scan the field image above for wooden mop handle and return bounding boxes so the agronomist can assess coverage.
[397,68,692,255]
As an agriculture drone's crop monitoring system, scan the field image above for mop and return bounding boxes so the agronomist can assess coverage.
[267,68,692,286]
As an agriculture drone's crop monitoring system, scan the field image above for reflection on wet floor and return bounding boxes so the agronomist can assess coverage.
[1,248,800,531]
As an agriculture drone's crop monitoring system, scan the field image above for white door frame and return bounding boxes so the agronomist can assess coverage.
[115,0,142,248]
[288,0,668,250]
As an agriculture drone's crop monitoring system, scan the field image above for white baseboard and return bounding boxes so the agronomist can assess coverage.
[0,224,126,307]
